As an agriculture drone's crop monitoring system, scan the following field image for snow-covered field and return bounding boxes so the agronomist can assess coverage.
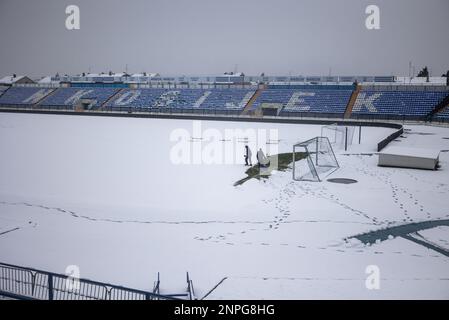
[0,112,448,299]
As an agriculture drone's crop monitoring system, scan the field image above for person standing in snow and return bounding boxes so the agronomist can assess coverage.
[256,148,270,167]
[244,145,252,166]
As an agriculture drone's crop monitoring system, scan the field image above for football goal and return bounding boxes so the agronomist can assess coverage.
[321,123,356,151]
[292,136,339,182]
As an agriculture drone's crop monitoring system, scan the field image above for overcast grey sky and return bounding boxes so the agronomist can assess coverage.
[0,0,448,77]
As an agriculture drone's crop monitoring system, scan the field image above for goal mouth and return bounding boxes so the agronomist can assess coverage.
[293,136,340,182]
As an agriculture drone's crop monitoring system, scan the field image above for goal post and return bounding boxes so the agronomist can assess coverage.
[321,124,356,151]
[293,136,339,182]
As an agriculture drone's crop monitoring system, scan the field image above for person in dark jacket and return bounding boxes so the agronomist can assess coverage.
[244,145,252,166]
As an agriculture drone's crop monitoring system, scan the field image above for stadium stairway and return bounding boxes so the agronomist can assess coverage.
[99,88,126,111]
[344,85,360,119]
[427,92,449,120]
[0,86,9,98]
[241,86,265,116]
[34,88,58,109]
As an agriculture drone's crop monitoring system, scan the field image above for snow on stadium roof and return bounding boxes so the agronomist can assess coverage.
[80,72,159,78]
[217,72,244,78]
[0,75,27,84]
[85,73,121,77]
[38,76,60,84]
[131,73,159,77]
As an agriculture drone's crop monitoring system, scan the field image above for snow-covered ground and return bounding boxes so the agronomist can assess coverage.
[0,112,448,299]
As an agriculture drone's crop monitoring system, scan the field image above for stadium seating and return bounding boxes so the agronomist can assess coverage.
[105,89,165,110]
[200,89,255,109]
[251,88,353,116]
[0,86,7,99]
[40,87,119,108]
[435,107,449,120]
[0,87,54,105]
[2,84,446,121]
[105,88,255,111]
[351,89,448,119]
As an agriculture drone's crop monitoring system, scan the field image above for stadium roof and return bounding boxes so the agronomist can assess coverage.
[131,73,159,77]
[38,76,60,84]
[0,75,34,84]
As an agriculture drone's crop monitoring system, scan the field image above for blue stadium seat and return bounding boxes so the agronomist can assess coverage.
[352,89,448,119]
[200,89,254,110]
[0,87,54,105]
[436,106,449,119]
[105,88,255,111]
[251,88,353,115]
[2,85,445,121]
[40,87,119,108]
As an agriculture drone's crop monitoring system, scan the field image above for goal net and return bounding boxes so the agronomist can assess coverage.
[321,124,356,151]
[293,136,339,182]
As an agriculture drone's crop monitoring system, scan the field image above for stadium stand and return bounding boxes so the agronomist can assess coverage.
[105,89,204,111]
[1,82,448,122]
[250,85,354,117]
[200,89,255,110]
[105,88,255,113]
[428,93,449,121]
[434,103,449,121]
[40,87,119,109]
[0,86,8,97]
[0,86,54,106]
[351,88,449,120]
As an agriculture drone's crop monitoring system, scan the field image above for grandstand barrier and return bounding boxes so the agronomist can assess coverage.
[377,126,404,152]
[104,106,243,116]
[0,104,243,116]
[350,113,427,122]
[279,111,344,119]
[0,262,186,300]
[433,118,449,124]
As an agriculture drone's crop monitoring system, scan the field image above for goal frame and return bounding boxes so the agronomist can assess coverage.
[321,123,356,151]
[292,136,339,182]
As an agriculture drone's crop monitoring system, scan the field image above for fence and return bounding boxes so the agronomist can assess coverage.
[0,262,184,300]
[377,126,404,152]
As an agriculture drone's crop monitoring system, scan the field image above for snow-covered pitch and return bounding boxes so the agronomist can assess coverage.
[0,113,448,299]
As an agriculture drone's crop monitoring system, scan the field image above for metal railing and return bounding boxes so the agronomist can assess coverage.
[377,126,404,152]
[0,262,183,300]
